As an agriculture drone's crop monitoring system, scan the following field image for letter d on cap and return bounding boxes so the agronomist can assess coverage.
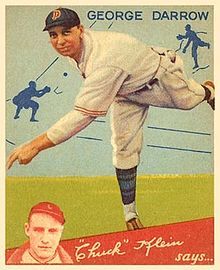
[52,9,61,20]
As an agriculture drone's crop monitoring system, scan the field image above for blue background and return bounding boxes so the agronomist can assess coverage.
[6,5,214,176]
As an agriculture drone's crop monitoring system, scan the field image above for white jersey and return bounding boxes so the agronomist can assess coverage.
[71,29,161,116]
[47,29,161,144]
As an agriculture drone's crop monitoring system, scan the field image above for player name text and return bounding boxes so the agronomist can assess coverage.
[152,10,209,20]
[75,241,126,262]
[134,237,184,256]
[74,236,184,262]
[87,10,143,21]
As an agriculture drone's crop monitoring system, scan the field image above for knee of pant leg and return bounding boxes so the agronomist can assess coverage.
[111,133,143,169]
[172,94,202,110]
[113,151,140,170]
[176,80,205,110]
[160,72,204,110]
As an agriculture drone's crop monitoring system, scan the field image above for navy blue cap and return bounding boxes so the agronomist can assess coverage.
[43,8,80,31]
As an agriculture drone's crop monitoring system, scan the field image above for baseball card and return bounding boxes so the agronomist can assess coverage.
[1,0,220,269]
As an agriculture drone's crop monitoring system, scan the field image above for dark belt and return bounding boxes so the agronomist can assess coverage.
[148,78,158,86]
[138,78,158,92]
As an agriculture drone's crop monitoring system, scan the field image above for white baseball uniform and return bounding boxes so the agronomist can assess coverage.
[47,29,206,169]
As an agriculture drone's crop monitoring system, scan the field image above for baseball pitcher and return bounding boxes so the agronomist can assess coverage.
[7,8,215,230]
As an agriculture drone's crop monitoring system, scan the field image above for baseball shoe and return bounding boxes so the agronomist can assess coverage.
[126,218,144,230]
[203,80,215,110]
[193,64,199,69]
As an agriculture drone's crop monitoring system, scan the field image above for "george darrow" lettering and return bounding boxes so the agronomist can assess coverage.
[87,10,143,21]
[152,10,209,20]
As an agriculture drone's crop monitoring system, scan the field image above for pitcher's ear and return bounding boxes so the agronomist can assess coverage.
[78,24,84,38]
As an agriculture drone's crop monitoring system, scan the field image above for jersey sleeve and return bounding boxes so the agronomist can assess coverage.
[74,66,128,117]
[47,110,95,145]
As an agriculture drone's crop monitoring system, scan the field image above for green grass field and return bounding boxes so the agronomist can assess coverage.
[6,174,214,249]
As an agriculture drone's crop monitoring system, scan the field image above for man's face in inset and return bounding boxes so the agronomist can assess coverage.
[48,25,84,61]
[25,213,63,262]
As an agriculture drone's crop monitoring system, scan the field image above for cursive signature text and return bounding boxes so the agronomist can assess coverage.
[75,241,126,262]
[134,236,184,256]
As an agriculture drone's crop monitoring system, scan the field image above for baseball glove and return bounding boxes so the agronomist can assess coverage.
[176,34,184,40]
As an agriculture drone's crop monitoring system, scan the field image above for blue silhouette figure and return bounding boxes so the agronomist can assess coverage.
[12,81,51,122]
[176,24,210,69]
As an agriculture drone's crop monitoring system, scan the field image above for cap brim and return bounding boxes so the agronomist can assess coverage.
[43,20,79,31]
[43,21,65,31]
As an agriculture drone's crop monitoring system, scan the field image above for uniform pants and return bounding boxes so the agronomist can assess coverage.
[111,52,206,169]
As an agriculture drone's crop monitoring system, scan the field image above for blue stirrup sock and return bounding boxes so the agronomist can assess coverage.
[115,166,139,221]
